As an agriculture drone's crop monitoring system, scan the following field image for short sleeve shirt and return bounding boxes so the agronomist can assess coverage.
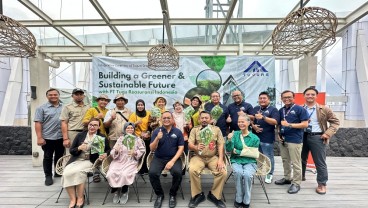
[188,125,225,158]
[59,102,90,131]
[34,102,63,140]
[150,127,184,160]
[279,104,309,143]
[228,101,253,131]
[252,105,280,143]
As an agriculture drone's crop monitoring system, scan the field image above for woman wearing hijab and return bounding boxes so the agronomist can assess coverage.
[190,95,203,128]
[129,99,151,174]
[106,122,146,204]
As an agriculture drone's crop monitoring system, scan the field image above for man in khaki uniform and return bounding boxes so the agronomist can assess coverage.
[188,111,227,208]
[104,94,132,148]
[60,88,90,153]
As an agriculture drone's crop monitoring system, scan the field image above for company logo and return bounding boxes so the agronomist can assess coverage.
[243,61,269,77]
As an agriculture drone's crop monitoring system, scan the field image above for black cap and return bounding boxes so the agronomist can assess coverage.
[72,88,84,94]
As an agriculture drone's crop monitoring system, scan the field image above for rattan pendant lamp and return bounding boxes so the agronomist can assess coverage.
[147,10,179,71]
[0,0,36,57]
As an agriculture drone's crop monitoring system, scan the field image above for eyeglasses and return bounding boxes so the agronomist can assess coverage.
[88,124,99,127]
[282,96,293,99]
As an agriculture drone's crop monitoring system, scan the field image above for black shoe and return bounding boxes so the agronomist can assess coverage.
[302,176,306,181]
[275,178,292,185]
[45,176,53,186]
[169,195,176,208]
[242,203,250,208]
[234,201,243,208]
[287,184,301,194]
[188,192,205,208]
[207,191,226,208]
[54,173,62,178]
[162,173,168,177]
[154,195,164,208]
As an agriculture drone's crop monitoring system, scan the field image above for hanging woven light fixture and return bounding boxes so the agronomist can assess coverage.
[0,1,36,58]
[272,5,337,56]
[147,11,179,70]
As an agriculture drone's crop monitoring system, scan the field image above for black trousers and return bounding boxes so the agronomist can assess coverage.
[301,133,328,185]
[139,139,151,174]
[149,156,182,197]
[41,139,65,177]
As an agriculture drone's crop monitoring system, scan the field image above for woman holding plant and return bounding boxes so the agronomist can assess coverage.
[106,122,146,204]
[150,96,167,131]
[62,118,110,208]
[225,114,260,208]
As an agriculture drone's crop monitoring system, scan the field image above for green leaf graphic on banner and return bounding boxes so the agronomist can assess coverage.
[92,96,98,107]
[201,56,226,72]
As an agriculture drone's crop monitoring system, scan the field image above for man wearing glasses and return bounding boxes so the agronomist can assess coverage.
[275,90,309,194]
[149,111,184,208]
[227,90,254,132]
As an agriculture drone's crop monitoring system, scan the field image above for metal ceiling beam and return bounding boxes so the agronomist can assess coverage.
[261,0,310,50]
[336,1,368,35]
[160,0,173,45]
[216,0,238,49]
[17,0,84,49]
[89,0,129,49]
[19,17,347,27]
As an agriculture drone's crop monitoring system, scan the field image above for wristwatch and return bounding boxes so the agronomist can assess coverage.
[288,124,292,128]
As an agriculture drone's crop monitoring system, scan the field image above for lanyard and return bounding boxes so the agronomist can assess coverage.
[304,106,316,119]
[282,104,295,118]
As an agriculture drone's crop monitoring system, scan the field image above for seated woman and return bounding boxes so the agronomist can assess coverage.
[225,114,260,208]
[106,122,146,204]
[62,118,110,208]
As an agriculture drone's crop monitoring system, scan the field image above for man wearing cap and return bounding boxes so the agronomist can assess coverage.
[104,94,132,148]
[34,88,64,186]
[60,88,90,153]
[188,111,227,208]
[227,91,254,132]
[204,91,229,137]
[82,94,110,137]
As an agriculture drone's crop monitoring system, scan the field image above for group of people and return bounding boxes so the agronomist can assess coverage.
[34,86,339,208]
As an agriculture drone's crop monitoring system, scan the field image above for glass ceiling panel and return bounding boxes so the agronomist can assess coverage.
[307,0,367,18]
[223,25,275,44]
[28,0,101,19]
[63,26,112,45]
[28,27,75,46]
[3,0,41,20]
[99,0,162,19]
[168,0,206,18]
[241,0,299,18]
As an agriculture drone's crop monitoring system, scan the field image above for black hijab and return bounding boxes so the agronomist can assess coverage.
[136,99,147,118]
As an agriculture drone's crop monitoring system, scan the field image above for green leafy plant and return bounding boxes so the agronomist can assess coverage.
[91,135,105,155]
[199,126,213,146]
[211,105,223,121]
[151,106,162,118]
[122,134,136,150]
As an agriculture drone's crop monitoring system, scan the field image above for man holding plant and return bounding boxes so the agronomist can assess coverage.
[188,111,227,208]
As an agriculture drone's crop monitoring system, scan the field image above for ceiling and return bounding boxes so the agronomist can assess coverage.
[3,0,368,62]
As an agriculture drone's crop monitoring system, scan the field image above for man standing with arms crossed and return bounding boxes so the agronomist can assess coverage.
[301,87,340,195]
[251,91,280,184]
[60,88,90,153]
[34,88,64,186]
[275,90,308,194]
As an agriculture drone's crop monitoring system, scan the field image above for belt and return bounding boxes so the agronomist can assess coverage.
[69,130,84,132]
[308,132,323,136]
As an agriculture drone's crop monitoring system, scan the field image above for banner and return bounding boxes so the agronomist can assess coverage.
[92,56,275,110]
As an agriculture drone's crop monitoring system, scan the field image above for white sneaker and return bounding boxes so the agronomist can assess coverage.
[113,192,120,204]
[119,188,129,204]
[265,174,273,184]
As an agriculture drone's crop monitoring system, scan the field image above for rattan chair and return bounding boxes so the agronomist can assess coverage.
[186,151,230,201]
[55,154,100,205]
[146,151,186,202]
[101,149,147,205]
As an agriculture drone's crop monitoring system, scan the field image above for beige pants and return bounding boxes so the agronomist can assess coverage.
[65,131,80,155]
[279,142,303,185]
[188,155,227,199]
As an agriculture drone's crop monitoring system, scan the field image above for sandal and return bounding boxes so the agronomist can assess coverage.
[93,174,101,183]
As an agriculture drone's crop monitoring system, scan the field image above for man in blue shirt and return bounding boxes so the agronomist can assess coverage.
[227,90,254,132]
[149,111,184,208]
[34,88,64,186]
[275,90,308,194]
[251,91,280,184]
[204,91,229,137]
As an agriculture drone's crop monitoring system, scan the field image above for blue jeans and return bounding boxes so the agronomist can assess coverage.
[232,163,257,205]
[259,142,274,175]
